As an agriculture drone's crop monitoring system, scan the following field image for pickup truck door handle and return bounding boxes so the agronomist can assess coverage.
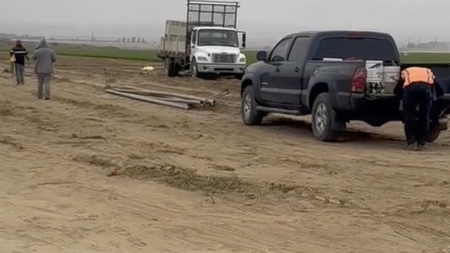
[294,67,301,72]
[275,67,280,72]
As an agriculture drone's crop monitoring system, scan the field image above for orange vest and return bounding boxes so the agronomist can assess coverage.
[401,67,435,88]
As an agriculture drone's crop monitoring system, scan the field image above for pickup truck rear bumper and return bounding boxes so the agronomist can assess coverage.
[197,63,245,74]
[348,93,450,110]
[336,92,450,127]
[336,92,400,113]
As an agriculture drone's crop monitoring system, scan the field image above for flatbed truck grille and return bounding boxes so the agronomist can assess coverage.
[212,53,236,63]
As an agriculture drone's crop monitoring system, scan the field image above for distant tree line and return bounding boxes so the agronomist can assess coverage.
[405,41,449,51]
[115,37,147,43]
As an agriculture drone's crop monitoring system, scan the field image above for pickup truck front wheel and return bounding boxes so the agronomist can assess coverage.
[241,86,264,125]
[311,92,339,142]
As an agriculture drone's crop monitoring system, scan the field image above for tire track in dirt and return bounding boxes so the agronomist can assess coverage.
[1,56,450,252]
[6,63,450,211]
[0,78,394,212]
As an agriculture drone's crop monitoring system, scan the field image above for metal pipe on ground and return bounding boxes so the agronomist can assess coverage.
[110,85,216,105]
[114,89,204,105]
[132,96,202,105]
[111,88,202,104]
[110,88,222,109]
[105,89,190,110]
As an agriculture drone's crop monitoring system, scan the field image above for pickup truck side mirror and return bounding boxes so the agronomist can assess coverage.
[256,51,267,61]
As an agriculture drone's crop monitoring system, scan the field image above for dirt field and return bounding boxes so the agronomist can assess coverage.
[1,55,450,253]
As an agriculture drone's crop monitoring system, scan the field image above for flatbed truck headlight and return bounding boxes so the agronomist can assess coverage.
[197,56,208,62]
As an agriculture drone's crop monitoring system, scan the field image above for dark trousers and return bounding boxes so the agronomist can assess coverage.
[15,63,25,85]
[403,83,433,145]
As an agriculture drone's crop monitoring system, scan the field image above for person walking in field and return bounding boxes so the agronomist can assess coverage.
[10,39,29,85]
[31,38,56,100]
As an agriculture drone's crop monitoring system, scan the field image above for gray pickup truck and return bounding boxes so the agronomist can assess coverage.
[240,30,450,142]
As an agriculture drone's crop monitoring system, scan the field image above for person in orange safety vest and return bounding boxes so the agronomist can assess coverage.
[401,67,435,151]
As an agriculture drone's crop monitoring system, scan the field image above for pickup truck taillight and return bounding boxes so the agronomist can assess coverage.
[351,68,367,93]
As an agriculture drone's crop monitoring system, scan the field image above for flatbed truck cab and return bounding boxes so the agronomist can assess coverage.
[157,0,247,79]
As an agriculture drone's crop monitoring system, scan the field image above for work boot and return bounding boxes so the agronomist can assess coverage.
[417,144,428,151]
[403,143,416,151]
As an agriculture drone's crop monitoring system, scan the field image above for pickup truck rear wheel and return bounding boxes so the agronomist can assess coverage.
[425,126,441,143]
[311,92,339,142]
[241,86,264,125]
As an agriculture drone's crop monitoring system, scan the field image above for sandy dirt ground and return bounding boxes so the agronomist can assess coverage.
[0,55,450,253]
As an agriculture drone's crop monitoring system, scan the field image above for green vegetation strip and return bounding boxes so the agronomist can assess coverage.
[2,43,450,64]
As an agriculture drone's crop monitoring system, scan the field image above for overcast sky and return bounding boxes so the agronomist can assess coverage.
[0,0,448,45]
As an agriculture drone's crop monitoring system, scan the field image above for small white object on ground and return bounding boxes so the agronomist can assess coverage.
[140,66,155,74]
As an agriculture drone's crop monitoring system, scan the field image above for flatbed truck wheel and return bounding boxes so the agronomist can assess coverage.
[191,59,199,78]
[234,74,243,80]
[164,58,177,77]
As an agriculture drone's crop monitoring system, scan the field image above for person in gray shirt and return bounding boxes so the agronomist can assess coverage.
[32,38,56,100]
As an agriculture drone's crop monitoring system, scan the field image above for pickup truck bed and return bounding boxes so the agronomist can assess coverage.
[336,63,450,127]
[240,30,450,142]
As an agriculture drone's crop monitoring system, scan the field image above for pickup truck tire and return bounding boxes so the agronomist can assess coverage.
[164,58,177,77]
[311,92,339,142]
[241,86,264,125]
[425,126,441,143]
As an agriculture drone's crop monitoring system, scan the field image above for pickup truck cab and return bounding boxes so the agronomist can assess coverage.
[241,30,450,142]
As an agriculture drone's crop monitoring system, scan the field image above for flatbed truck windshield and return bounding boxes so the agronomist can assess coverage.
[197,29,239,47]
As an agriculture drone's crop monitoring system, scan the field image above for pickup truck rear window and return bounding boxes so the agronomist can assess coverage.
[314,37,397,62]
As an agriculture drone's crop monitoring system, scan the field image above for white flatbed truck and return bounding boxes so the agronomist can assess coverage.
[157,0,247,79]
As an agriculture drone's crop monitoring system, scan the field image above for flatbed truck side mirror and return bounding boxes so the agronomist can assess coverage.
[256,51,267,61]
[242,33,246,48]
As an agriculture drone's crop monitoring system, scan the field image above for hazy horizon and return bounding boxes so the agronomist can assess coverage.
[1,0,449,47]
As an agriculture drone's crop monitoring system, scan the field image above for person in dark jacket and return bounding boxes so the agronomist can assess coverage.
[31,38,56,100]
[10,39,29,85]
